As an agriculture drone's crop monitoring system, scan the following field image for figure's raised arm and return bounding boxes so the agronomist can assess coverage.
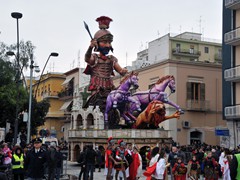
[85,39,98,65]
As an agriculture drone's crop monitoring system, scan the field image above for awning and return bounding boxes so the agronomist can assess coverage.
[61,78,73,86]
[60,100,73,111]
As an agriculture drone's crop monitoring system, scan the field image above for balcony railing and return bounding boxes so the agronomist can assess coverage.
[172,48,201,57]
[224,65,240,82]
[225,0,240,9]
[186,100,210,111]
[225,105,240,119]
[42,91,58,99]
[224,27,240,45]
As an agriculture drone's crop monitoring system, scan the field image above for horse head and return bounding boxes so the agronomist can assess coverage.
[129,71,139,90]
[119,71,139,91]
[154,75,176,93]
[168,75,176,93]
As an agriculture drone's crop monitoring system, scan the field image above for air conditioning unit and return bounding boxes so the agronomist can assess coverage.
[182,121,190,128]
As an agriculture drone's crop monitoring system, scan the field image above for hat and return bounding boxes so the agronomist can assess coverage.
[32,138,42,144]
[107,137,115,145]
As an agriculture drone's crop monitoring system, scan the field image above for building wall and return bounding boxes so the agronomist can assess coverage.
[113,60,225,145]
[33,73,65,140]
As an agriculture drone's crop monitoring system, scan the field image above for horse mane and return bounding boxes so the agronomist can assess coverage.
[155,75,175,84]
[119,71,138,84]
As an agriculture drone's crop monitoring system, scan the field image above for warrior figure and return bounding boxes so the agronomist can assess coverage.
[84,16,128,112]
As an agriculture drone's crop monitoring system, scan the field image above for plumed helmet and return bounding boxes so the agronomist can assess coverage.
[94,16,113,42]
[118,139,126,147]
[107,136,115,145]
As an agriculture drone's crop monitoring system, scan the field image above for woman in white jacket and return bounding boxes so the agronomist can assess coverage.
[154,150,170,180]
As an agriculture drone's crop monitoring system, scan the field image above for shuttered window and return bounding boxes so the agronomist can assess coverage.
[186,82,205,100]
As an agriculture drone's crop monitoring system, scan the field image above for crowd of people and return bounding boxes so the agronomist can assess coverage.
[0,135,65,180]
[76,138,240,180]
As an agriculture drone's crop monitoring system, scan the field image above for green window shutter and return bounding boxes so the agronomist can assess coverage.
[187,82,192,100]
[200,83,205,100]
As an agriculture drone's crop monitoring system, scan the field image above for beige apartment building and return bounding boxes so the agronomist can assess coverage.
[113,59,226,145]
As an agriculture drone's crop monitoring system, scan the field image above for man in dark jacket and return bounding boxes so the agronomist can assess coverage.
[84,144,97,180]
[47,142,58,180]
[25,138,48,179]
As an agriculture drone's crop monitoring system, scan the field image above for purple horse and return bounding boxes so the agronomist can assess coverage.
[104,72,141,122]
[129,75,183,114]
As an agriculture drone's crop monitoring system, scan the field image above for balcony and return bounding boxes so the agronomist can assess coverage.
[186,100,210,111]
[224,66,240,82]
[172,48,201,58]
[58,89,73,100]
[225,0,240,10]
[41,91,58,100]
[224,27,240,45]
[225,105,240,119]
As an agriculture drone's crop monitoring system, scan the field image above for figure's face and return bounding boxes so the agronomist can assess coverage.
[98,40,112,55]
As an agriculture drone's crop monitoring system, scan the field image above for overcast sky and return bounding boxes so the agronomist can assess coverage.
[0,0,222,75]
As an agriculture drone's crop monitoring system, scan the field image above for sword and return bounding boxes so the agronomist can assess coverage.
[84,21,93,40]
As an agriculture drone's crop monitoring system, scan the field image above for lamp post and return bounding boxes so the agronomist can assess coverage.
[34,52,59,98]
[11,12,23,145]
[27,54,40,144]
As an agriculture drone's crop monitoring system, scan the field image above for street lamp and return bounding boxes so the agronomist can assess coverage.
[27,54,40,144]
[34,52,59,98]
[11,12,23,145]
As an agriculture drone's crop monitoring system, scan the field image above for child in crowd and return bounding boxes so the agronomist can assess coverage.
[172,157,187,180]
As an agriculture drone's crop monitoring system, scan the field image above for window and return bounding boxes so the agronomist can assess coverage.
[176,43,181,52]
[189,45,194,54]
[204,47,209,53]
[187,82,205,101]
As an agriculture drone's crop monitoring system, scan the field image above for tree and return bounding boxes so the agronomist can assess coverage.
[0,41,49,135]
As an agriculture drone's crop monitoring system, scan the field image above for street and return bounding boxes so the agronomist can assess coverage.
[64,161,223,180]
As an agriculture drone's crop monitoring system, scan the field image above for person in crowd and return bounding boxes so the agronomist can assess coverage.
[197,147,205,174]
[5,129,14,145]
[2,143,12,165]
[203,151,219,180]
[187,155,200,180]
[84,144,97,180]
[55,146,63,180]
[177,146,186,164]
[47,142,58,180]
[168,146,179,179]
[128,145,141,180]
[105,137,118,180]
[146,147,151,167]
[230,151,240,180]
[12,146,25,180]
[25,137,48,179]
[143,146,160,180]
[115,139,129,180]
[78,145,87,180]
[19,130,27,149]
[220,148,232,180]
[95,146,102,172]
[155,149,170,180]
[172,157,187,180]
